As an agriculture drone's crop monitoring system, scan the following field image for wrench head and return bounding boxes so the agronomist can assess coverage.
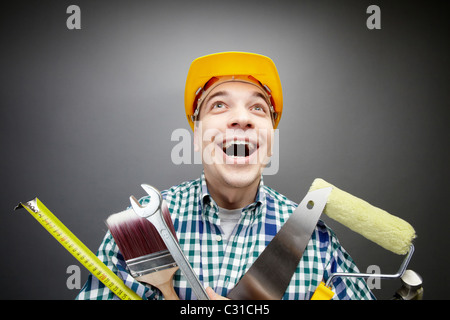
[129,184,162,218]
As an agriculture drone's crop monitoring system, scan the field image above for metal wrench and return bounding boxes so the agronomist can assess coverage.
[130,184,209,300]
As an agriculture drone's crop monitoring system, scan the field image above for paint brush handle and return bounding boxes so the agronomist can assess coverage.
[147,210,210,300]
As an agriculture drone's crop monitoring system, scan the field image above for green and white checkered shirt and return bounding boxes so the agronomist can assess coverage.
[76,173,375,300]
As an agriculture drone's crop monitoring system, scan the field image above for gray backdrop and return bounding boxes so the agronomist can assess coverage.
[1,0,448,300]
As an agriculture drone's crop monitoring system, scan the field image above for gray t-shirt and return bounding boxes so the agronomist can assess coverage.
[218,206,242,242]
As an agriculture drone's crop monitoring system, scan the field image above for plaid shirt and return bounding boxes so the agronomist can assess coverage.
[76,173,375,300]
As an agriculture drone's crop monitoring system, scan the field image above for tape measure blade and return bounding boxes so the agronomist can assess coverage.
[19,198,142,300]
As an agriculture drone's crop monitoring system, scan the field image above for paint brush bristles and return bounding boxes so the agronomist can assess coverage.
[106,202,177,260]
[107,210,164,260]
[106,201,180,300]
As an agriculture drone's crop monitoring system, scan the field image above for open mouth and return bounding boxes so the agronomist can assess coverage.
[221,139,258,159]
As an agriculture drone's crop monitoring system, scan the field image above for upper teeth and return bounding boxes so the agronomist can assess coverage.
[223,140,255,150]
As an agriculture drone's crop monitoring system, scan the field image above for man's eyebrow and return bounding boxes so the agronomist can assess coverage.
[205,91,228,105]
[252,91,268,101]
[204,89,268,106]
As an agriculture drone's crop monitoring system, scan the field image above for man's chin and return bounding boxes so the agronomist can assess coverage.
[217,164,263,188]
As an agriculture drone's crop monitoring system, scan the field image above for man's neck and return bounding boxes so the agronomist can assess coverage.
[204,175,260,210]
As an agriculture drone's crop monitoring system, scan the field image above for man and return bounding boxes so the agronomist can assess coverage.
[77,52,374,300]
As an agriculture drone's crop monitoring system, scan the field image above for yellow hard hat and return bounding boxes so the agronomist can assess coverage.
[184,51,283,130]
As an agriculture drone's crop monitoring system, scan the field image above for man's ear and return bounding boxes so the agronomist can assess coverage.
[268,127,275,157]
[193,121,201,152]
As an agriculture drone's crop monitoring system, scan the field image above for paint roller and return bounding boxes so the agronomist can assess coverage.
[308,178,417,300]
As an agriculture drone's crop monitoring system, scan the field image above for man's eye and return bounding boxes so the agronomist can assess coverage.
[252,105,266,112]
[212,102,225,109]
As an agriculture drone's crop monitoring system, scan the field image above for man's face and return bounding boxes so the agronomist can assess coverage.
[194,81,274,190]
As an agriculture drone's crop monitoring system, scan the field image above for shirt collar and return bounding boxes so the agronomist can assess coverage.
[200,171,266,214]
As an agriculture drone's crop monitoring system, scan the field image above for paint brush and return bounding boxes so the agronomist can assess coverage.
[106,204,180,300]
[129,184,209,300]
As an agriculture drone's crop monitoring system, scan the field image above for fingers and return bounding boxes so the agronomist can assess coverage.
[206,287,230,300]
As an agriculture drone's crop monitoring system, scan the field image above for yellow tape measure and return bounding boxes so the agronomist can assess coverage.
[16,198,142,300]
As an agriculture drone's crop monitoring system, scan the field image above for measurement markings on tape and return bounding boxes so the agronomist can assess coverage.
[16,198,142,300]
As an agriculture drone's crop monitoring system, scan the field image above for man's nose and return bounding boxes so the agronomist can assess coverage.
[228,107,254,129]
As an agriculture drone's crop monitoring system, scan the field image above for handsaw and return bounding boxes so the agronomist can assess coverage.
[227,187,332,300]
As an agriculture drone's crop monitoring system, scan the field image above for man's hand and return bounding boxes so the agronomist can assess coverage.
[206,287,230,300]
